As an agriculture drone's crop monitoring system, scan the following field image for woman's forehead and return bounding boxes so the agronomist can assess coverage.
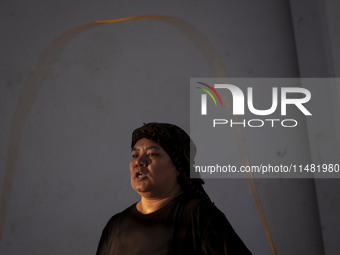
[131,138,164,151]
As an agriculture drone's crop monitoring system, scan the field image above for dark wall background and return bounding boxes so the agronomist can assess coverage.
[1,0,339,254]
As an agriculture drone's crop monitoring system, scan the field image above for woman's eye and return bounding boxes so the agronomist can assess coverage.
[131,154,138,158]
[147,153,157,157]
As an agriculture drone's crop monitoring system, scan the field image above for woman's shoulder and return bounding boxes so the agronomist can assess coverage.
[104,203,137,227]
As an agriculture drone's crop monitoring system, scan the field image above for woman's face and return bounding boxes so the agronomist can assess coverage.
[129,138,180,199]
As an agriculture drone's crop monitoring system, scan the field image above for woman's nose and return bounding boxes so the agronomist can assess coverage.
[136,154,148,167]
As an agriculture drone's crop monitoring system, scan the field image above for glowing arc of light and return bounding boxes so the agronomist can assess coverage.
[0,14,277,255]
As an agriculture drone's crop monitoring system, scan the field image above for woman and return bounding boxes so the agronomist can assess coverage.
[96,122,251,255]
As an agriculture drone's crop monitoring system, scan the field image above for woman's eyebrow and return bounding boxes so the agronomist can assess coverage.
[146,145,161,150]
[131,145,161,151]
